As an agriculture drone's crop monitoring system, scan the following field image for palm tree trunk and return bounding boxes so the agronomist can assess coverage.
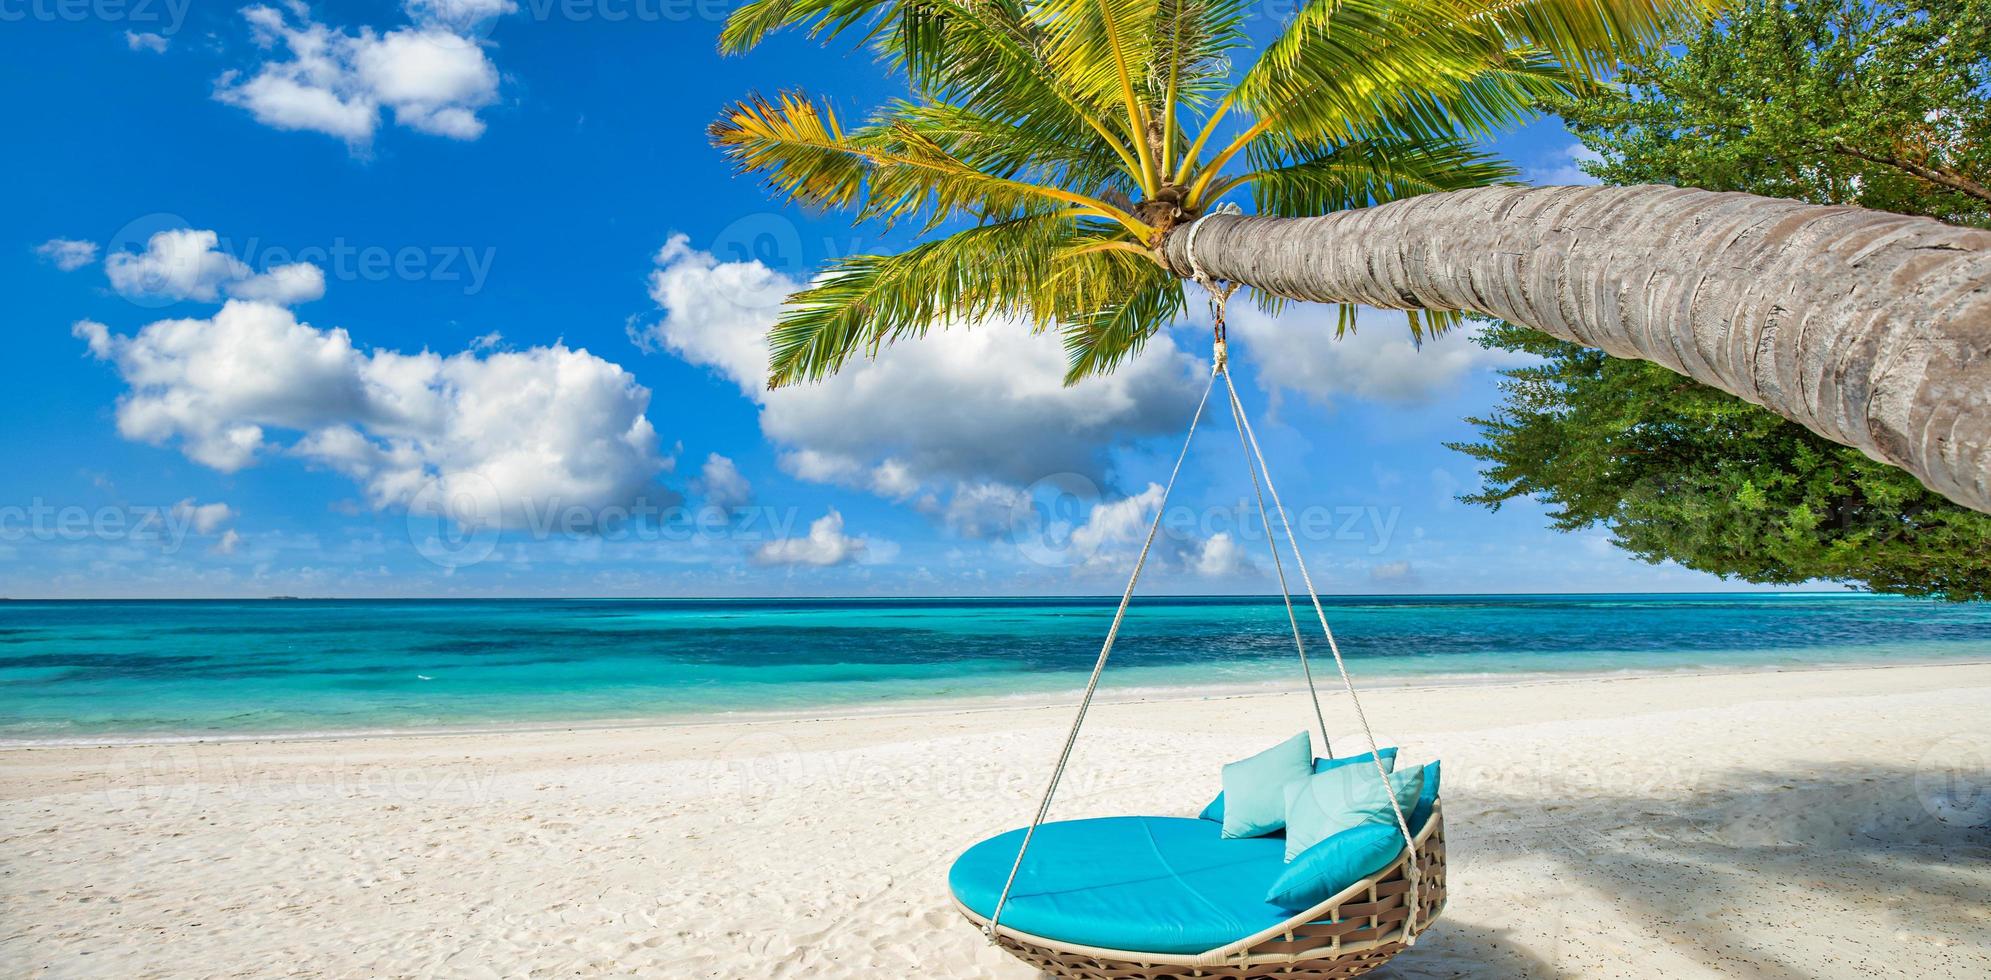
[1158,184,1991,516]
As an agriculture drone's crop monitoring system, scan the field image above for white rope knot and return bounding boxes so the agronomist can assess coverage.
[1170,200,1234,284]
[1212,337,1228,374]
[1180,201,1242,287]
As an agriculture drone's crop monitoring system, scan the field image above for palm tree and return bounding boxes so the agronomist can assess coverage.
[713,0,1991,516]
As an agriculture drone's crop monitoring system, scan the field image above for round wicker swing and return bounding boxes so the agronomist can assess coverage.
[961,805,1447,979]
[951,245,1447,978]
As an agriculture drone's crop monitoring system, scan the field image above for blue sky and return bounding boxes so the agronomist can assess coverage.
[0,1,1782,598]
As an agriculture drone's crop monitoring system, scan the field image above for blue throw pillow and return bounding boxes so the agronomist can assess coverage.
[1199,748,1398,823]
[1410,759,1441,833]
[1281,763,1424,860]
[1218,732,1313,838]
[1263,823,1407,911]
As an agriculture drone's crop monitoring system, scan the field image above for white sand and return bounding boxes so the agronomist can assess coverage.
[3,662,1989,978]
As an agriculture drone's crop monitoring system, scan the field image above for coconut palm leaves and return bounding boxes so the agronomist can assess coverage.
[715,0,1720,386]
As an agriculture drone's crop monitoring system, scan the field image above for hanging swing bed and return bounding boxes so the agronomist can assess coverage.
[946,241,1447,980]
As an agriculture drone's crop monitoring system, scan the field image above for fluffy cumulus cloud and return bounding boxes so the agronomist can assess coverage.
[639,236,1206,510]
[75,300,667,528]
[1069,483,1166,558]
[692,453,753,510]
[1229,304,1530,406]
[36,238,98,271]
[1194,531,1252,577]
[215,1,505,147]
[753,509,872,567]
[171,498,236,535]
[105,228,325,306]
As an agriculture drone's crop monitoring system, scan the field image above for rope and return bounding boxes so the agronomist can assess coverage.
[985,369,1218,942]
[1181,201,1242,288]
[1220,371,1332,758]
[1187,212,1333,756]
[1219,367,1423,942]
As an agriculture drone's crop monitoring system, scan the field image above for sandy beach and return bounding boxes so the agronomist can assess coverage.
[3,662,1988,978]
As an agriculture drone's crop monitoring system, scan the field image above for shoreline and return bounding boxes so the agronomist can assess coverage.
[7,654,1988,750]
[5,661,1986,977]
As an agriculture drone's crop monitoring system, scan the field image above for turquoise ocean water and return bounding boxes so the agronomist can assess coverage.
[2,594,1987,743]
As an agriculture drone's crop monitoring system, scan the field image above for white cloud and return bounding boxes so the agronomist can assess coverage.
[932,481,1026,537]
[753,509,871,566]
[639,236,1205,507]
[229,261,327,305]
[171,498,236,535]
[692,453,753,510]
[1194,531,1251,577]
[104,228,325,306]
[1230,304,1529,406]
[1029,481,1242,576]
[106,229,247,302]
[1069,483,1165,557]
[212,529,244,555]
[1529,142,1603,186]
[36,238,98,271]
[403,0,518,27]
[76,300,667,528]
[125,31,170,53]
[216,4,503,147]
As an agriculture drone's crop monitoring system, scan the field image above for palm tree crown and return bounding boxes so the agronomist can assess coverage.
[713,0,1717,388]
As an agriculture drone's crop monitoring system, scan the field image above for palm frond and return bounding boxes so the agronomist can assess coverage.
[1025,0,1169,190]
[719,0,887,53]
[1060,262,1187,383]
[710,93,868,211]
[767,212,1096,385]
[879,101,1132,194]
[1225,137,1518,214]
[712,93,1148,235]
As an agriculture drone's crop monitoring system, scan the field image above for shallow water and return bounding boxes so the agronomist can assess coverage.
[2,593,1986,741]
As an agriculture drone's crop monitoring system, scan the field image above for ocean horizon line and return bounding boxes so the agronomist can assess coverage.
[0,588,1878,603]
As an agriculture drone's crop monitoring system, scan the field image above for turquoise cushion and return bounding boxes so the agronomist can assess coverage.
[1411,759,1441,833]
[1219,732,1313,838]
[949,816,1301,954]
[1263,823,1407,911]
[1282,763,1424,860]
[1198,749,1398,823]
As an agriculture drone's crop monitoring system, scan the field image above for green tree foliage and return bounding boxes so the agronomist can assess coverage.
[1455,0,1991,599]
[1573,0,1991,221]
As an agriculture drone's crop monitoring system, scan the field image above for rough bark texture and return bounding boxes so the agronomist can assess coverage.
[1160,184,1991,516]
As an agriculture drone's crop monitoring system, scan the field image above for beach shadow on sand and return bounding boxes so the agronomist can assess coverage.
[1370,763,1989,979]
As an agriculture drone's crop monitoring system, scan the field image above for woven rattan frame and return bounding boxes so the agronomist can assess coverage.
[958,805,1447,980]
